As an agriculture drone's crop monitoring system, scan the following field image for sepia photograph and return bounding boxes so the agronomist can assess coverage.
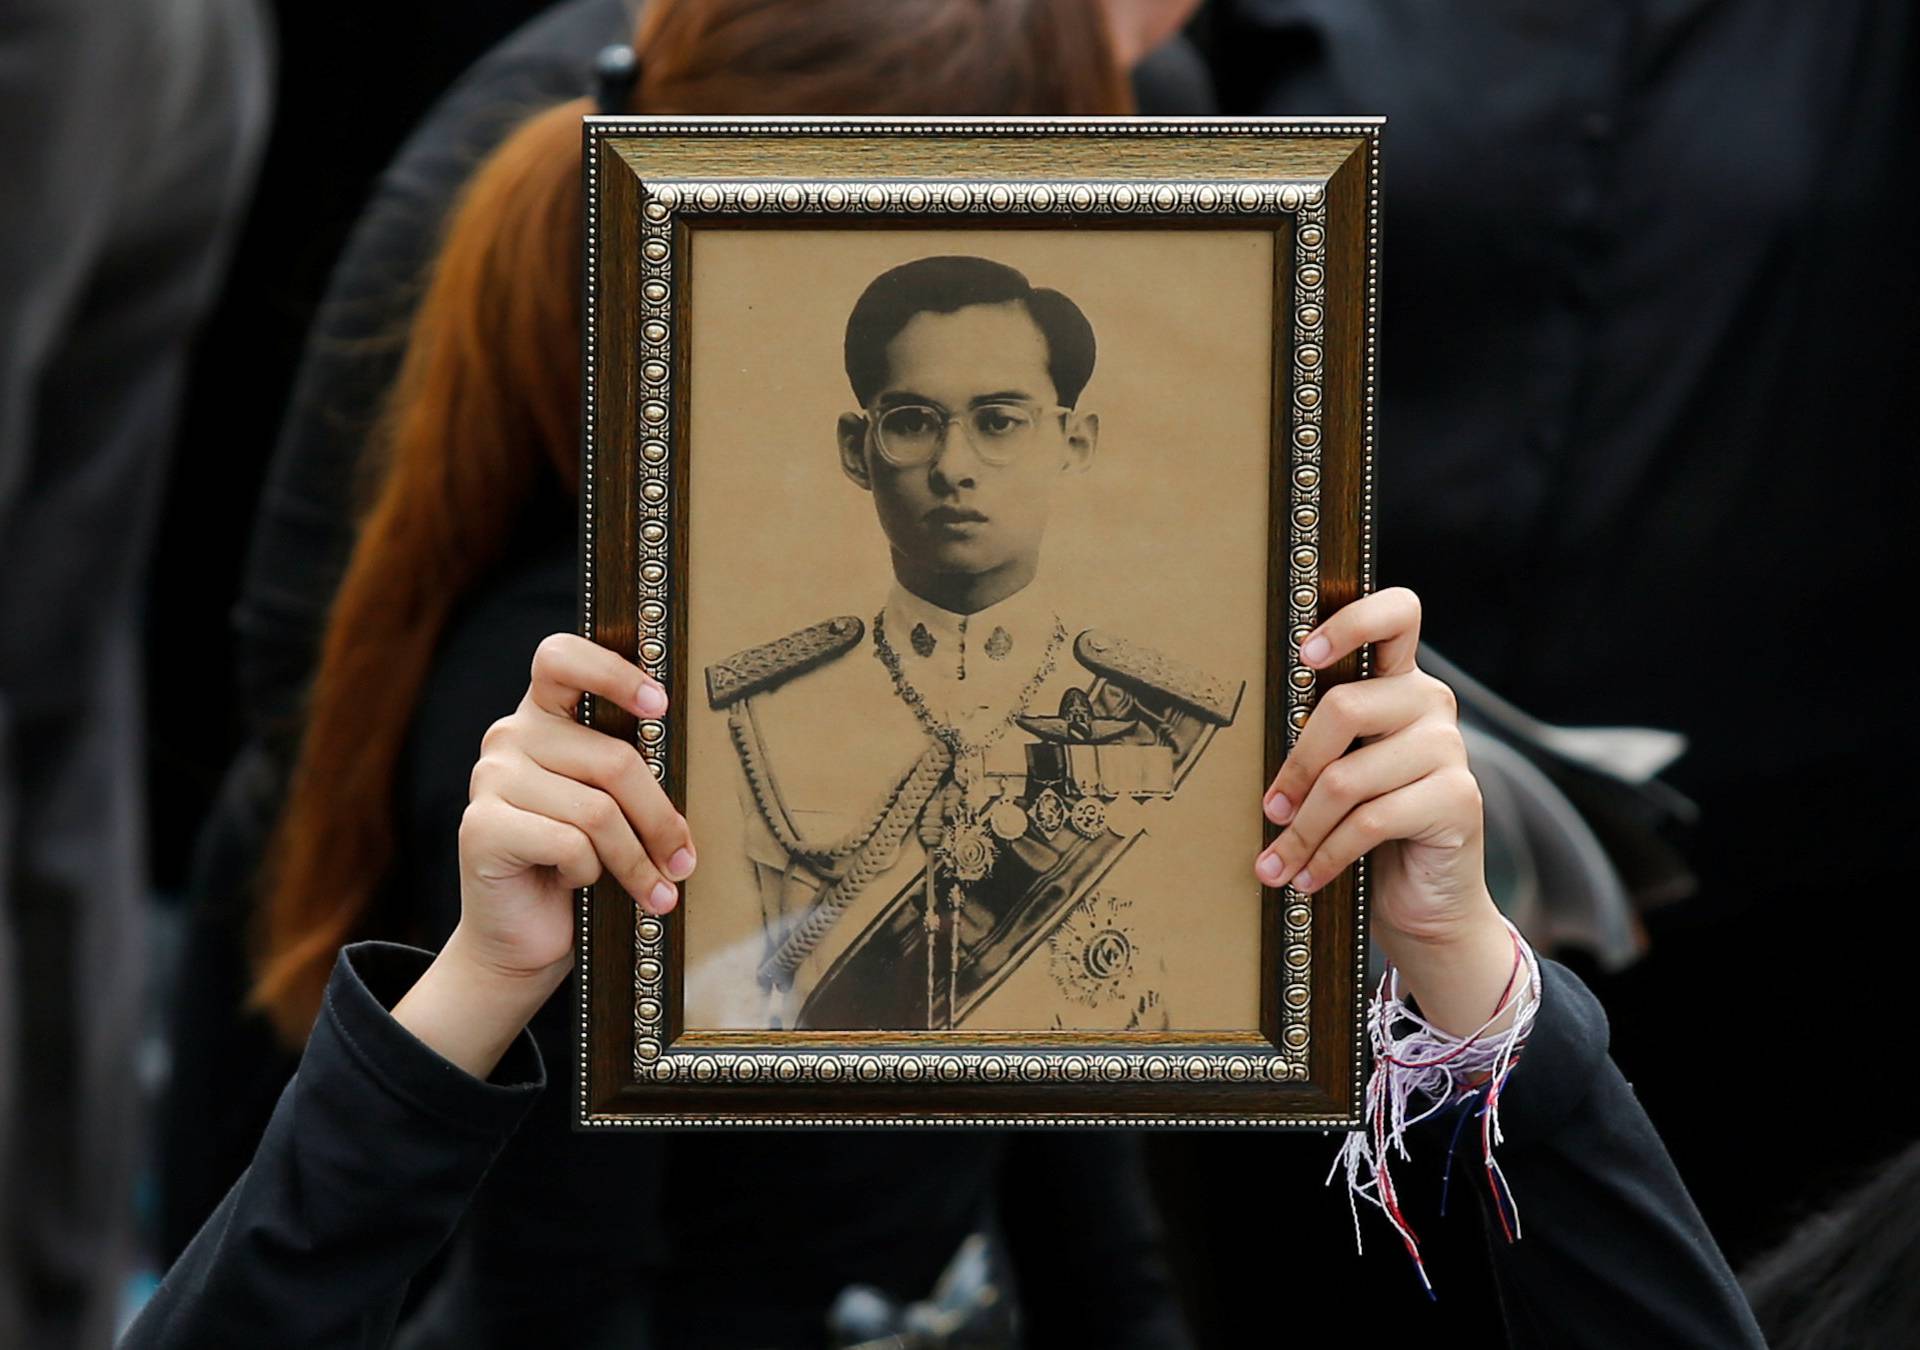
[680,231,1275,1033]
[578,118,1379,1127]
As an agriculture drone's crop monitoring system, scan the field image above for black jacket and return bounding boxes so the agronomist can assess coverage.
[131,932,1762,1348]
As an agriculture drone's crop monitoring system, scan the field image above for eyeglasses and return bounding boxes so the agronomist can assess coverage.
[866,399,1071,468]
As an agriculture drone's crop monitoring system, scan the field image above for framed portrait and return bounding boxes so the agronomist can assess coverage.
[577,117,1379,1128]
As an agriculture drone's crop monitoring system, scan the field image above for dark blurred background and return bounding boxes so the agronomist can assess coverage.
[144,0,559,895]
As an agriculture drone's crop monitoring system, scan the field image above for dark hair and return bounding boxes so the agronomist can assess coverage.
[843,255,1097,408]
[1741,1140,1920,1348]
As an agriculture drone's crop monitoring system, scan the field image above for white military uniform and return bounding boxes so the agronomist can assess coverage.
[688,578,1244,1032]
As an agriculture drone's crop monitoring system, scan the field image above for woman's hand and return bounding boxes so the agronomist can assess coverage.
[393,634,696,1077]
[1253,588,1517,1035]
[459,634,694,975]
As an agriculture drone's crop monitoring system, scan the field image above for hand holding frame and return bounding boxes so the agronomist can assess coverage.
[1255,588,1518,1037]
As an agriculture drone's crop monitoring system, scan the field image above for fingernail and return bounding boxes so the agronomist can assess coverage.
[1300,635,1331,666]
[633,682,668,718]
[1256,852,1283,885]
[1264,791,1293,824]
[647,880,678,914]
[667,847,696,879]
[1292,869,1314,893]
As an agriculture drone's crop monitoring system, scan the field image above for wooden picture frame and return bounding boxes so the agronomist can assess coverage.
[577,117,1379,1128]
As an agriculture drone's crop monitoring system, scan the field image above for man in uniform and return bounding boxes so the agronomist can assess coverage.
[691,255,1245,1032]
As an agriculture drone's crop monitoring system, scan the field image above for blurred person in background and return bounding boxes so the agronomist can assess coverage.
[1121,0,1920,1344]
[155,2,1213,1345]
[1741,1139,1920,1349]
[0,2,269,1346]
[143,0,570,910]
[1170,0,1919,1334]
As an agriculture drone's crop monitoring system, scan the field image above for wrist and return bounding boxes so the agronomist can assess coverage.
[1372,882,1503,951]
[1374,895,1520,1039]
[391,928,567,1080]
[441,923,573,1003]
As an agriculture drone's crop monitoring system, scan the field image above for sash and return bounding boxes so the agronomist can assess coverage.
[798,676,1233,1029]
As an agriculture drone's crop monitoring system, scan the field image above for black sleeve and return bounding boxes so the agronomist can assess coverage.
[995,1131,1196,1349]
[125,942,544,1350]
[1417,960,1765,1348]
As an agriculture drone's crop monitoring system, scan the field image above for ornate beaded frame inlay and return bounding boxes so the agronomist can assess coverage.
[579,118,1379,1129]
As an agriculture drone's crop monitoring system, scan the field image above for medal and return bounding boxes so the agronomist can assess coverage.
[1030,788,1067,837]
[872,608,1068,891]
[1103,796,1144,837]
[936,813,997,882]
[988,799,1030,840]
[933,759,999,882]
[1069,797,1108,839]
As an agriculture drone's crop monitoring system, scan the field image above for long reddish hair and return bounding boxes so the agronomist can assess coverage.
[253,0,1134,1043]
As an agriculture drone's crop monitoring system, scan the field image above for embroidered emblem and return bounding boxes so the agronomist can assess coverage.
[910,622,936,658]
[985,626,1013,661]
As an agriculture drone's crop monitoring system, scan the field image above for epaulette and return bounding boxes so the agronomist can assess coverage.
[1074,630,1245,726]
[705,616,865,709]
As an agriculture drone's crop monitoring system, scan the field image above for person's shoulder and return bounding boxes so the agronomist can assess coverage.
[387,0,629,183]
[705,614,920,808]
[704,615,869,710]
[474,0,632,73]
[1068,626,1244,726]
